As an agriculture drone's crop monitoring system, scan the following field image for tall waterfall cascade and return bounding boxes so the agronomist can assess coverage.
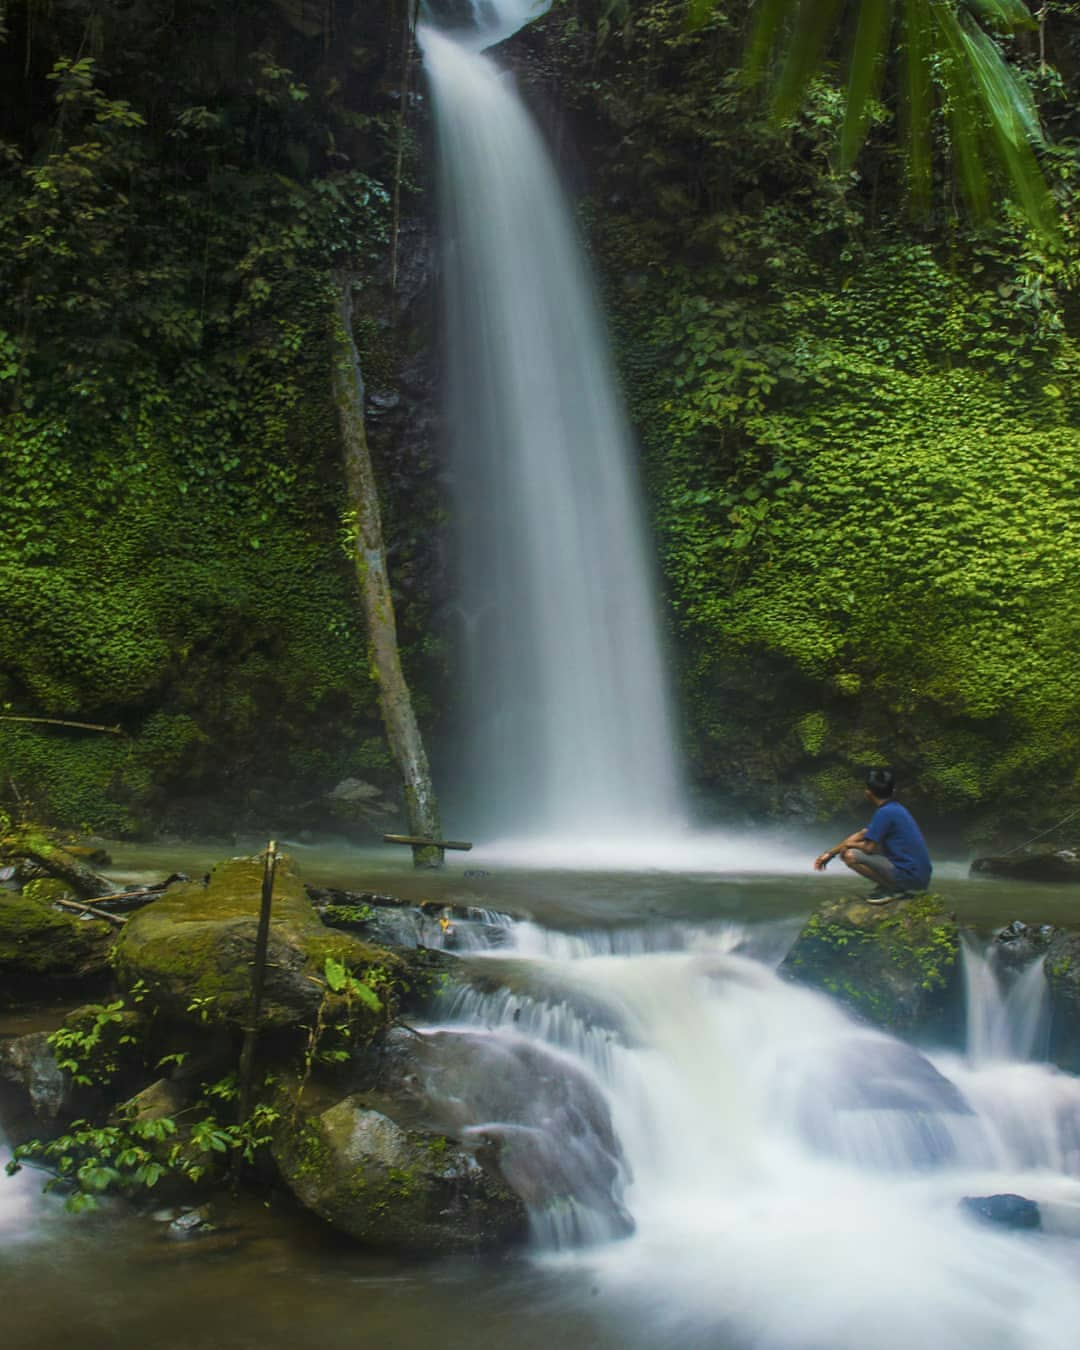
[420,3,685,849]
[428,915,1080,1349]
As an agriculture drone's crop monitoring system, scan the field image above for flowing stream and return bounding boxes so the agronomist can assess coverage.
[416,914,1080,1350]
[5,892,1080,1349]
[6,896,1080,1350]
[422,4,684,844]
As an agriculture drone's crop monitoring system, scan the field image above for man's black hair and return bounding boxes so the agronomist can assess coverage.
[866,768,895,798]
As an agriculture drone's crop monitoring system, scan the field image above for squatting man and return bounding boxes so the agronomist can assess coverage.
[813,768,932,902]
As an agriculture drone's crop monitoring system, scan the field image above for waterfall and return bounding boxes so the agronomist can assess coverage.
[426,920,1080,1348]
[420,6,684,845]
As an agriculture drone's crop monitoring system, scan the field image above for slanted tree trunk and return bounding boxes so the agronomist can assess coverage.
[330,275,444,869]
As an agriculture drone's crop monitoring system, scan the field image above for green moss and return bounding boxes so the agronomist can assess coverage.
[0,892,111,983]
[21,877,75,905]
[785,892,960,1030]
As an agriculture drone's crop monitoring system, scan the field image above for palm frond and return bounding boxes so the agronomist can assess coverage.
[771,0,844,123]
[734,0,1058,243]
[900,0,933,215]
[839,0,894,170]
[929,1,992,218]
[961,0,1037,35]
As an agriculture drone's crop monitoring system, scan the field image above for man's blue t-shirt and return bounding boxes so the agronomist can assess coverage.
[865,800,932,888]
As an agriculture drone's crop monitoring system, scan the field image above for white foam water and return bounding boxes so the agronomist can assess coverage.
[443,919,1080,1349]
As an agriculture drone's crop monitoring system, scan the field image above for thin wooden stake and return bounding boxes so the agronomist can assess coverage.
[237,840,278,1125]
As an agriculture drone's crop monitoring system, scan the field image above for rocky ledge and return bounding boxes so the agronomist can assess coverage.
[781,892,961,1035]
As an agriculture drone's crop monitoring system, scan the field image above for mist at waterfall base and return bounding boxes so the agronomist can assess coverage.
[423,10,689,860]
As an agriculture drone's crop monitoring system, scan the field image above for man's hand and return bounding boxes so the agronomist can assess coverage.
[813,851,834,871]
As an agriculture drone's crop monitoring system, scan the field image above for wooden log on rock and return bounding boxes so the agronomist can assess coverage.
[53,896,127,928]
[383,834,473,852]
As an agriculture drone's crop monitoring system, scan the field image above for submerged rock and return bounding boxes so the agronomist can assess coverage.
[962,1193,1041,1230]
[112,855,407,1032]
[781,893,960,1034]
[775,1032,972,1170]
[274,1094,527,1254]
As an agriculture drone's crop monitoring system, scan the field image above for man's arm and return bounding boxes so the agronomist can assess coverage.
[813,828,875,871]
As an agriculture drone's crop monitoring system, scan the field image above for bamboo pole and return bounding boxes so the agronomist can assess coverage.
[237,841,278,1125]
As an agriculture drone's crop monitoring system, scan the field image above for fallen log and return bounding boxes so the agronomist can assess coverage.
[383,833,473,852]
[0,828,113,899]
[53,896,127,928]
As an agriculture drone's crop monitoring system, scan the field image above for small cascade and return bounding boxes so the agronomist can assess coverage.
[421,4,685,844]
[430,911,1080,1348]
[962,937,1051,1064]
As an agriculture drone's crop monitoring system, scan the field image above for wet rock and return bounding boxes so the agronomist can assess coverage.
[273,1095,527,1254]
[168,1204,214,1239]
[0,891,113,1002]
[971,849,1080,883]
[962,1193,1041,1230]
[781,893,961,1035]
[327,778,383,803]
[121,1077,189,1124]
[1043,931,1080,1072]
[112,855,406,1033]
[0,1031,68,1124]
[321,780,395,833]
[992,920,1058,973]
[309,886,512,953]
[370,1027,632,1240]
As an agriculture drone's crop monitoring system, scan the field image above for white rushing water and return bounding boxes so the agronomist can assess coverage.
[437,921,1080,1349]
[422,6,684,845]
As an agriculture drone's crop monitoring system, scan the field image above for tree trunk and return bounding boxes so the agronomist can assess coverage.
[330,276,444,869]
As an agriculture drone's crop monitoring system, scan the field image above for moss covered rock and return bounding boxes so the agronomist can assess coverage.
[1044,931,1080,1073]
[782,893,961,1034]
[112,854,403,1032]
[273,1094,527,1254]
[0,892,113,999]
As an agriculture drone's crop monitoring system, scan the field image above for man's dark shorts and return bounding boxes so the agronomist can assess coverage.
[847,848,898,887]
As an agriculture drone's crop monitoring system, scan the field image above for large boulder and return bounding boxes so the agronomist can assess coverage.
[971,849,1080,883]
[272,1022,632,1253]
[781,893,961,1034]
[371,1027,632,1242]
[0,890,113,1000]
[273,1093,527,1254]
[112,855,410,1032]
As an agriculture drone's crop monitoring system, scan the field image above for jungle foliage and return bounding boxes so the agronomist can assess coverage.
[1,0,1077,841]
[554,0,1080,834]
[0,0,426,832]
